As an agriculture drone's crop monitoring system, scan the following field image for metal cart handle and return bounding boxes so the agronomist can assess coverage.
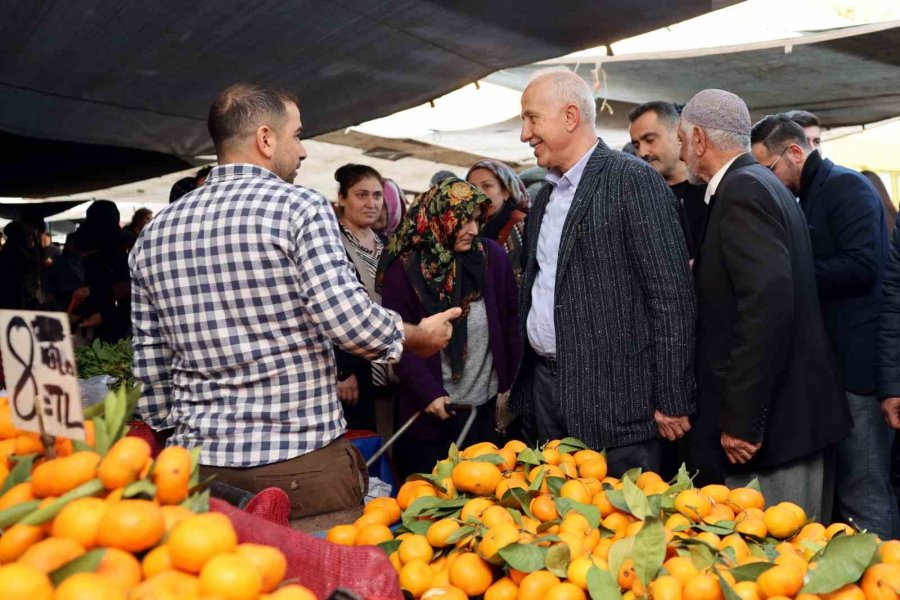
[364,403,478,468]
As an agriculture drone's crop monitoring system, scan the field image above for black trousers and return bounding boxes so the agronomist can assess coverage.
[531,357,663,477]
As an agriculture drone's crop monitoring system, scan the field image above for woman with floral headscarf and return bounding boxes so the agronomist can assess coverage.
[466,159,529,284]
[378,178,522,479]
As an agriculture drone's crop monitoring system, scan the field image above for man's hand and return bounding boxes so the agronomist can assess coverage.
[80,313,103,328]
[404,307,463,358]
[654,411,691,441]
[337,375,359,406]
[425,396,452,420]
[882,397,900,429]
[721,432,762,465]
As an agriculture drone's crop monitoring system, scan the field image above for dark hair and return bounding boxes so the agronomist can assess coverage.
[785,110,820,128]
[862,170,897,234]
[334,164,383,198]
[195,165,213,182]
[129,208,152,227]
[169,176,196,203]
[751,113,810,154]
[627,101,680,127]
[207,83,299,152]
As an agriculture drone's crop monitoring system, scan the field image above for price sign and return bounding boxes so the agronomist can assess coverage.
[0,310,85,440]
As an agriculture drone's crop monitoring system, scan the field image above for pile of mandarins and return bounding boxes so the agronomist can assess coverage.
[0,391,317,600]
[328,438,900,600]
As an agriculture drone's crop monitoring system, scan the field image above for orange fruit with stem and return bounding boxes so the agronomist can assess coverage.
[530,493,559,522]
[96,499,165,553]
[153,446,192,505]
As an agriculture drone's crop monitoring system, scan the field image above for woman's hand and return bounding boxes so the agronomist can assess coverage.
[425,396,451,420]
[337,375,359,405]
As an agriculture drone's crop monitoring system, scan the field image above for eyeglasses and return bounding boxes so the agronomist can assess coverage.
[768,146,789,172]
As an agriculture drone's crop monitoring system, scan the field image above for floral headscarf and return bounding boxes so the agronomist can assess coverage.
[466,159,529,211]
[379,177,491,381]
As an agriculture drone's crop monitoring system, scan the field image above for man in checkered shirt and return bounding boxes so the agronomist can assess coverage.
[130,84,459,518]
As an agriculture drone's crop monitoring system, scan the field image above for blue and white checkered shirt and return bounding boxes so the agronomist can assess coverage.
[129,164,404,467]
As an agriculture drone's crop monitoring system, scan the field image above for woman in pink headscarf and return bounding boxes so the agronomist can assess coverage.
[374,178,406,239]
[466,159,529,284]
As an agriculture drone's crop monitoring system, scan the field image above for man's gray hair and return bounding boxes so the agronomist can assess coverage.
[680,118,751,152]
[528,67,597,126]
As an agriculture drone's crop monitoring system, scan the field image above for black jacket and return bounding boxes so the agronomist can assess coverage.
[800,152,886,395]
[510,139,696,450]
[691,153,850,482]
[878,221,900,399]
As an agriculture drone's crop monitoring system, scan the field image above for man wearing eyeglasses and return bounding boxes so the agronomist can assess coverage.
[751,114,894,538]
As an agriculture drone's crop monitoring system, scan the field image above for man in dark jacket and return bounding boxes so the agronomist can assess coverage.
[682,90,850,519]
[510,69,696,477]
[751,114,894,536]
[628,101,707,260]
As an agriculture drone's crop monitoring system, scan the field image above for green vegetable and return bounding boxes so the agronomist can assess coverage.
[75,338,135,389]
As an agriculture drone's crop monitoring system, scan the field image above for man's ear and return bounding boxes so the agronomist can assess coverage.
[255,125,275,159]
[693,126,706,156]
[564,103,580,132]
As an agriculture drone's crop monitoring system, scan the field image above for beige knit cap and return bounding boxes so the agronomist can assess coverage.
[682,89,751,136]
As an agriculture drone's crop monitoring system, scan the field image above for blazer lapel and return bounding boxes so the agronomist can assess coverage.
[556,142,608,283]
[694,153,755,266]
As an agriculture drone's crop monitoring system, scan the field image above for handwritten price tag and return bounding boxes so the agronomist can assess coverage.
[0,310,85,440]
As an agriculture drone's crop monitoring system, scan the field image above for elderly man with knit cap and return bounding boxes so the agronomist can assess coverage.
[681,89,850,518]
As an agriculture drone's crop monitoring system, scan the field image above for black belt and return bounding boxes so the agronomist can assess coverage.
[536,354,558,376]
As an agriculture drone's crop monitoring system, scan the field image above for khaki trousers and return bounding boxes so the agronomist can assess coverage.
[201,436,369,519]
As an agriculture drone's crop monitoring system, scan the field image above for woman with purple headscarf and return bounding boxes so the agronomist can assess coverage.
[374,178,406,239]
[466,159,529,284]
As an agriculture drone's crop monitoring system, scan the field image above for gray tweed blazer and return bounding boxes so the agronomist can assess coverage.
[510,139,697,450]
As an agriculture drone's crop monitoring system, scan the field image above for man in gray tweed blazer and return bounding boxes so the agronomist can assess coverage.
[509,69,697,476]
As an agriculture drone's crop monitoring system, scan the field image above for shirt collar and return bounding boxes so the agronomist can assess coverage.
[704,153,743,205]
[205,163,284,185]
[545,141,599,189]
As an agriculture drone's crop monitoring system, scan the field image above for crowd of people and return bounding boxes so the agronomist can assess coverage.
[4,72,900,535]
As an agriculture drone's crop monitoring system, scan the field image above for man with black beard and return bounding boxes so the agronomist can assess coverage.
[629,101,707,259]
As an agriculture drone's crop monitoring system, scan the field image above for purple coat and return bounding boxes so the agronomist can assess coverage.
[381,239,522,439]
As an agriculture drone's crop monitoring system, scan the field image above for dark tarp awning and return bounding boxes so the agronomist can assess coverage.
[495,20,900,128]
[0,0,719,197]
[0,199,87,221]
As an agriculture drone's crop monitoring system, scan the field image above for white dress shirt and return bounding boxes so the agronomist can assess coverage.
[527,142,598,357]
[703,154,742,205]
